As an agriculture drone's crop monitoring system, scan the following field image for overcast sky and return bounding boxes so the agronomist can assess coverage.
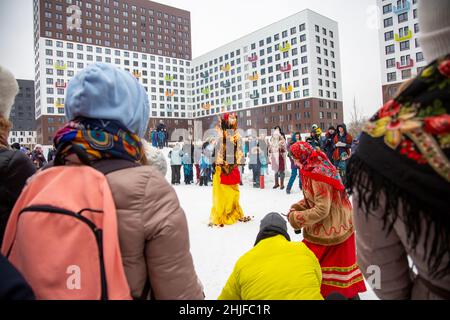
[0,0,383,120]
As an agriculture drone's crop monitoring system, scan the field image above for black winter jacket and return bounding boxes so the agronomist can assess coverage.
[0,148,36,246]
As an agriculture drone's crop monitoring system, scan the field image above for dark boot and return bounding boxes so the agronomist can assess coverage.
[273,174,279,189]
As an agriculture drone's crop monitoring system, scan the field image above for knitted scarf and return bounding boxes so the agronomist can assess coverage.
[346,54,450,277]
[290,141,344,191]
[53,117,144,164]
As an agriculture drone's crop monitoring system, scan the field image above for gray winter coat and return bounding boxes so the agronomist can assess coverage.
[353,189,450,300]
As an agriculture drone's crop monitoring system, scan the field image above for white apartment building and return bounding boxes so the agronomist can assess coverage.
[191,9,344,133]
[377,0,427,103]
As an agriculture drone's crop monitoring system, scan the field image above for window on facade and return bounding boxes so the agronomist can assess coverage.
[387,72,397,82]
[384,17,393,28]
[398,12,408,23]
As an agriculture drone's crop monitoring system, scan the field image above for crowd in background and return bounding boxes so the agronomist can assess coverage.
[166,122,359,193]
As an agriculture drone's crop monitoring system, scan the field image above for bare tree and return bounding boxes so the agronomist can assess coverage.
[347,96,368,138]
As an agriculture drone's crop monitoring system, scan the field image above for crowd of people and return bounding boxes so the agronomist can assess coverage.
[150,122,169,149]
[0,0,448,300]
[165,122,357,194]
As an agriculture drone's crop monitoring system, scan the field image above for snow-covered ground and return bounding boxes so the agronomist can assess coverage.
[160,148,378,300]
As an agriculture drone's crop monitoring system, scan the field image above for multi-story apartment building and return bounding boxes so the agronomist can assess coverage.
[8,79,37,149]
[191,9,344,135]
[377,0,427,104]
[33,1,343,144]
[33,0,192,144]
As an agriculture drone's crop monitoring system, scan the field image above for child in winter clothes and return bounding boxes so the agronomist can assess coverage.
[182,151,193,185]
[337,152,349,185]
[248,143,262,188]
[199,152,210,186]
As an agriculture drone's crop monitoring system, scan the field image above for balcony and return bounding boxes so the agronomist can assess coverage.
[164,74,174,82]
[280,85,293,94]
[248,54,258,63]
[164,90,174,97]
[55,99,64,108]
[221,64,231,72]
[248,72,259,81]
[395,30,412,42]
[55,82,67,88]
[393,0,411,14]
[202,87,211,95]
[221,80,231,88]
[202,103,212,110]
[53,63,67,70]
[396,58,414,70]
[279,42,291,53]
[280,63,292,73]
[249,91,259,99]
[200,71,209,79]
[223,98,232,107]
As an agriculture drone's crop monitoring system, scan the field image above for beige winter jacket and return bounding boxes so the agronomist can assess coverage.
[106,165,204,300]
[288,177,354,246]
[353,189,450,300]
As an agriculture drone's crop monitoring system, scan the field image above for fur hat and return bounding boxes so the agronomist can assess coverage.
[0,65,19,120]
[142,139,167,176]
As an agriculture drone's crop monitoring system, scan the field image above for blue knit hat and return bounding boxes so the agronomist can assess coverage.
[65,63,149,137]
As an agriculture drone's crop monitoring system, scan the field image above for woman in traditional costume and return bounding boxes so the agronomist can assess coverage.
[210,113,249,226]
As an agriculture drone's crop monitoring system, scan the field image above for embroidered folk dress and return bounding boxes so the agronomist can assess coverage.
[288,141,366,298]
[289,176,366,298]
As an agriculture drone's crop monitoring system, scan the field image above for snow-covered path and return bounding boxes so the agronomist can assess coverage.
[162,148,378,300]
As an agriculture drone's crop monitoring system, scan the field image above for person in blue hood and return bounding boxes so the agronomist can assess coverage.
[286,132,303,194]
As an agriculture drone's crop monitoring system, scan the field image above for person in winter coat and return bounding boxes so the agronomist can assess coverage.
[322,126,337,164]
[248,137,262,188]
[41,63,204,299]
[157,130,165,149]
[199,149,210,187]
[31,144,47,169]
[219,212,323,300]
[0,254,35,300]
[288,142,366,299]
[332,124,353,162]
[151,129,158,148]
[181,143,194,185]
[47,147,56,162]
[169,142,183,185]
[0,66,36,246]
[164,128,169,147]
[306,130,321,150]
[269,127,287,190]
[346,0,450,300]
[286,132,303,194]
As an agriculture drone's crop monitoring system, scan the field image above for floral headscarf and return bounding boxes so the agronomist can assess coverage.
[347,54,450,277]
[290,141,344,191]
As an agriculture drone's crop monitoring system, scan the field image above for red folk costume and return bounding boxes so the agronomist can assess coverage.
[288,141,366,298]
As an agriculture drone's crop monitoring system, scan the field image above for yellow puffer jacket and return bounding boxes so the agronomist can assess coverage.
[218,235,323,300]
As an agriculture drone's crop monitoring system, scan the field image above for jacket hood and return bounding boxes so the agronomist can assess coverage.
[337,124,347,135]
[290,132,301,144]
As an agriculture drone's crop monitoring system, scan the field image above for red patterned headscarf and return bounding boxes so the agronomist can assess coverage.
[290,141,344,191]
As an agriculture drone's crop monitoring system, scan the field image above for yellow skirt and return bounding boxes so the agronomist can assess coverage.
[210,166,244,225]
